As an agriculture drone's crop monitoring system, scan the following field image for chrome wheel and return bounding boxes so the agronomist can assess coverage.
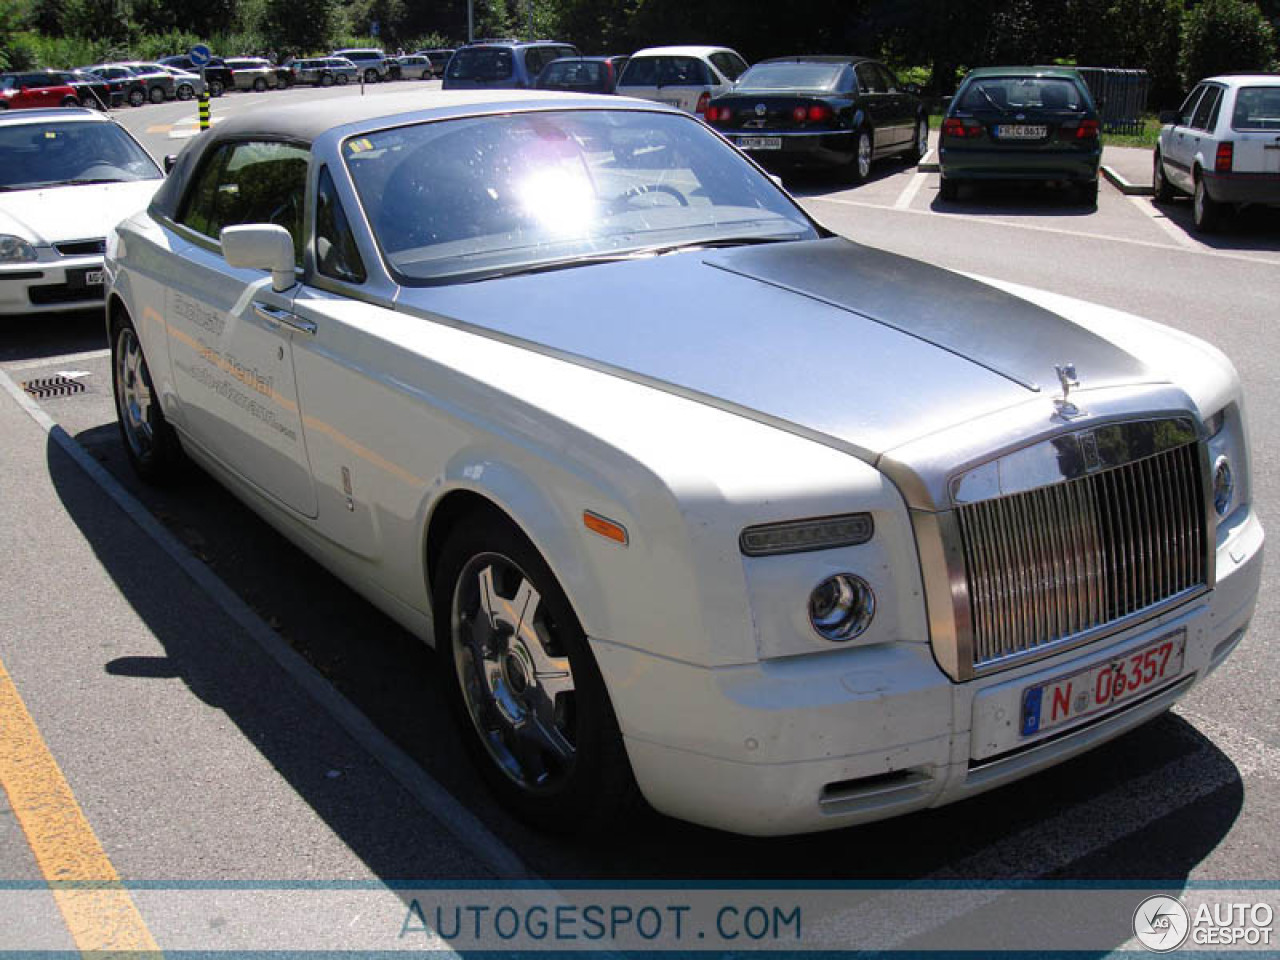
[177,83,193,100]
[114,324,155,461]
[451,553,577,793]
[854,130,873,181]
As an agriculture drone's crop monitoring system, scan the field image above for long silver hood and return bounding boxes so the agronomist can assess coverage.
[399,237,1168,499]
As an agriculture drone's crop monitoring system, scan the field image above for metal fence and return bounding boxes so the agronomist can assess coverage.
[1075,67,1151,135]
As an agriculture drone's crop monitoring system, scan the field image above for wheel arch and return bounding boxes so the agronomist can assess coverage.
[423,459,610,644]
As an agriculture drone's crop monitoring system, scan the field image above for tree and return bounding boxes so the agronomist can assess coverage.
[1180,0,1276,86]
[264,0,334,51]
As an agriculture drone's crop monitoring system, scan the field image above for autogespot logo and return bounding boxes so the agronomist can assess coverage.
[1134,895,1191,952]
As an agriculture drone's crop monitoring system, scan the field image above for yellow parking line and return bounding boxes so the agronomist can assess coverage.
[0,655,160,954]
[144,124,173,134]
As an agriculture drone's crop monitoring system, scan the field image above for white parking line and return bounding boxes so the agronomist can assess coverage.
[1127,194,1200,250]
[5,349,110,371]
[806,193,1280,267]
[894,169,929,210]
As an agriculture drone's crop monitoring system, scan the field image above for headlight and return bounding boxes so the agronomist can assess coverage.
[0,235,38,264]
[808,573,875,642]
[1213,455,1234,517]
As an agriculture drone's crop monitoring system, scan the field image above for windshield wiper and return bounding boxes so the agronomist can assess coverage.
[65,177,130,185]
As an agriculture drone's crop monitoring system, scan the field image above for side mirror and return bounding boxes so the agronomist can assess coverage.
[163,154,177,173]
[1158,109,1179,125]
[221,224,296,292]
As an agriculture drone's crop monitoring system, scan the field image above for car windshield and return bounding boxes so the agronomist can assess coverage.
[447,48,514,81]
[736,62,843,92]
[959,76,1084,111]
[345,109,817,284]
[1232,86,1280,131]
[0,122,163,191]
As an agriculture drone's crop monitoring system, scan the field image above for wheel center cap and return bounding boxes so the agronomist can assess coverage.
[504,652,529,694]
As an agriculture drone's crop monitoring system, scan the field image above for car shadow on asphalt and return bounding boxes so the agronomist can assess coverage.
[1148,199,1280,252]
[48,423,1244,938]
[929,180,1101,216]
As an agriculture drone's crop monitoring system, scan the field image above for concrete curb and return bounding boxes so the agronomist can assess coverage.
[1101,164,1153,196]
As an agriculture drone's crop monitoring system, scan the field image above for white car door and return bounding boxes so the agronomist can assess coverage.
[162,139,318,517]
[1164,84,1208,192]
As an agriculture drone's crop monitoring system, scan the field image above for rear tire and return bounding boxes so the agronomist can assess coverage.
[434,512,642,835]
[1078,178,1099,207]
[320,73,334,87]
[335,73,349,85]
[61,96,78,107]
[1193,175,1227,233]
[253,77,267,92]
[209,79,225,97]
[364,68,378,84]
[1152,150,1177,203]
[176,84,194,101]
[939,175,958,201]
[848,129,873,183]
[111,311,184,485]
[128,87,145,107]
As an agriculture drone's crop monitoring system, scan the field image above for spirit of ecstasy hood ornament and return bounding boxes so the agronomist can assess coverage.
[1054,362,1081,417]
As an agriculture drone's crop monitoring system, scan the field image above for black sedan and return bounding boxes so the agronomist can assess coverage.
[704,55,928,181]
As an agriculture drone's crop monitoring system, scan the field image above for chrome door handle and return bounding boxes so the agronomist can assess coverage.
[254,302,317,335]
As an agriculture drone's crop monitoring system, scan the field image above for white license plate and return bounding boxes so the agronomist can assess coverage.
[84,270,104,285]
[996,124,1048,140]
[736,136,782,151]
[1020,628,1186,737]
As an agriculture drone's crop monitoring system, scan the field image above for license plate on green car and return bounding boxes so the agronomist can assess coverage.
[996,124,1048,140]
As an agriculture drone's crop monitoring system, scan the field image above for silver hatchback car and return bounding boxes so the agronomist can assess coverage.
[289,57,359,87]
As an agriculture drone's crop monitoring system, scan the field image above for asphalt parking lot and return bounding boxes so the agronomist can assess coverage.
[2,84,1279,953]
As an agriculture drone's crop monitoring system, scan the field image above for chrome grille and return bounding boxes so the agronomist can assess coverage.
[956,441,1205,670]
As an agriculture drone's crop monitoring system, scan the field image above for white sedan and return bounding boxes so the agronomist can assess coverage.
[105,90,1262,836]
[1,108,163,315]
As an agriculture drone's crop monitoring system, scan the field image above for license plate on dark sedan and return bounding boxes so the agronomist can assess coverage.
[1020,629,1186,737]
[996,124,1048,140]
[735,136,782,151]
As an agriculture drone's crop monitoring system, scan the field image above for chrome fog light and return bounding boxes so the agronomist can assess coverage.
[1213,455,1234,516]
[809,574,875,642]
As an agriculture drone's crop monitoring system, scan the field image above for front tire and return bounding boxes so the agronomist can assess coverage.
[939,175,958,201]
[149,86,165,104]
[176,83,194,101]
[905,116,929,165]
[1193,175,1227,233]
[253,77,267,92]
[335,73,349,85]
[209,79,225,97]
[320,73,334,87]
[1077,178,1099,207]
[127,87,145,107]
[364,68,379,84]
[434,513,640,834]
[111,312,183,484]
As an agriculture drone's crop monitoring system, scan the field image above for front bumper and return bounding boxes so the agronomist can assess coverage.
[940,144,1101,182]
[595,508,1263,836]
[0,253,107,315]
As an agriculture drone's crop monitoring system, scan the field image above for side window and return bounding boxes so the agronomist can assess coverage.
[315,167,366,284]
[856,64,883,94]
[1201,85,1225,132]
[876,64,898,93]
[177,140,310,265]
[1178,85,1204,126]
[1190,85,1220,131]
[709,52,747,82]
